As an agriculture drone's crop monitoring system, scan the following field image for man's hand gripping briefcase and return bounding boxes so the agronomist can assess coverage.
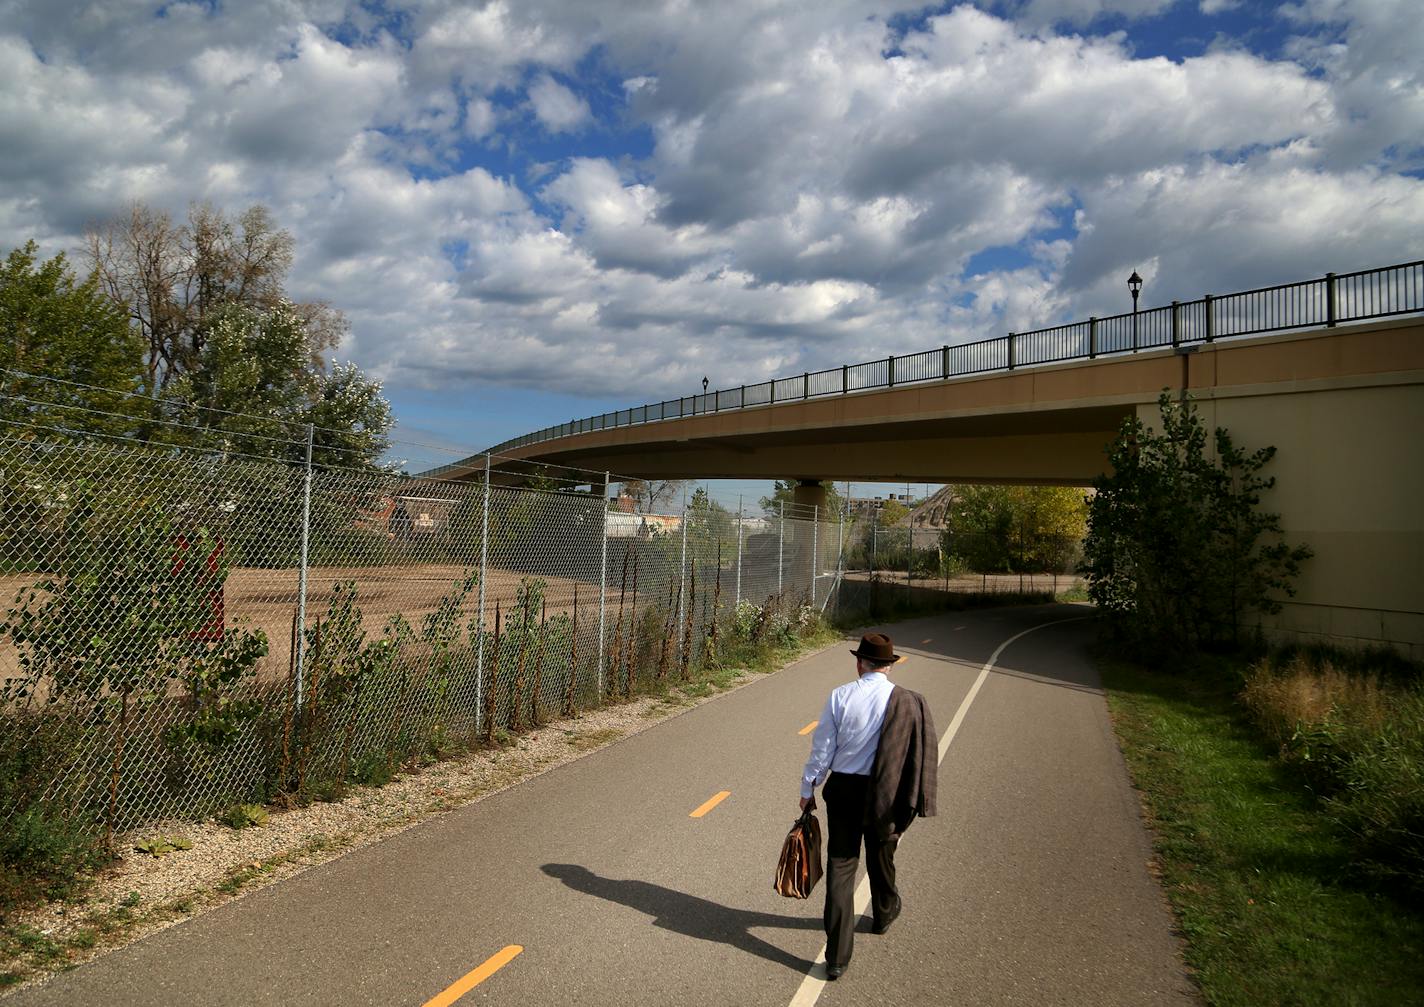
[774,810,823,899]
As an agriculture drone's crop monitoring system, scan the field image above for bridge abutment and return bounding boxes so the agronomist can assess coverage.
[1135,355,1424,661]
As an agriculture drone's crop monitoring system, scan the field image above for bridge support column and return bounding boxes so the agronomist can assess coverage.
[791,481,829,600]
[791,479,828,515]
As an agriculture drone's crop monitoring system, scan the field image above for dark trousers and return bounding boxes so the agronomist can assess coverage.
[822,771,900,967]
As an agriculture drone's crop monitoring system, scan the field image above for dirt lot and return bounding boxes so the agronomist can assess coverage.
[0,564,616,690]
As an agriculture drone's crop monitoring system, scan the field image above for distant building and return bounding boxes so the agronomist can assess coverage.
[606,511,682,538]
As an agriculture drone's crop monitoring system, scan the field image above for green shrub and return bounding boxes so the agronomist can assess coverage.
[729,601,762,643]
[0,806,108,915]
[1082,391,1311,655]
[348,751,396,788]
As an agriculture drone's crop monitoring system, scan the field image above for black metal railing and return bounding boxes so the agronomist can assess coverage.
[485,260,1423,456]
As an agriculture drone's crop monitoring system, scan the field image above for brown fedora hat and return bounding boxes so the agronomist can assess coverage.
[850,633,899,664]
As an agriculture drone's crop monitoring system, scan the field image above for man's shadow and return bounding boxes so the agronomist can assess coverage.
[542,863,821,973]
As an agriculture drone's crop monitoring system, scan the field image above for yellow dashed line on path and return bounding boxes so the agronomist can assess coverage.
[423,945,523,1007]
[690,790,731,818]
[921,638,933,644]
[798,720,819,736]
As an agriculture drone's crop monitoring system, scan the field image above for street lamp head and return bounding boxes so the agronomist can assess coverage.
[1127,270,1143,306]
[702,375,709,393]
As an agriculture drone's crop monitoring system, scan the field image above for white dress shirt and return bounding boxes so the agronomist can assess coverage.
[800,671,895,798]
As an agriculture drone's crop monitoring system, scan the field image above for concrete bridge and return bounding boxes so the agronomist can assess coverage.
[437,270,1423,659]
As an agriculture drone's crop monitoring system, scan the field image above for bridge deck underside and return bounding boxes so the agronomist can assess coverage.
[506,403,1132,483]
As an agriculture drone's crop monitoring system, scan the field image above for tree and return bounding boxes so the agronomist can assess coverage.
[759,480,845,519]
[1081,392,1312,654]
[686,487,736,566]
[940,485,1087,573]
[85,201,345,393]
[877,498,910,527]
[621,478,686,513]
[161,303,391,469]
[0,241,145,437]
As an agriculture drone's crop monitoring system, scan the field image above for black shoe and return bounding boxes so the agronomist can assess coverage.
[826,962,847,981]
[872,898,902,935]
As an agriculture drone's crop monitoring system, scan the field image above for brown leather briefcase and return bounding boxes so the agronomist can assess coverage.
[774,810,823,899]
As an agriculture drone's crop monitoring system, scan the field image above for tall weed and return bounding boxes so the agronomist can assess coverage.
[1241,651,1424,900]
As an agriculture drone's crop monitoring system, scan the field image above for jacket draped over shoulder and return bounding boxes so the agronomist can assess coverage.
[867,686,938,841]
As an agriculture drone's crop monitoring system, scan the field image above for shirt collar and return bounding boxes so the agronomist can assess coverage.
[860,671,888,683]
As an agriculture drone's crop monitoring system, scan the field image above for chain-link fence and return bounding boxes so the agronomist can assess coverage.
[836,511,1085,615]
[0,430,850,839]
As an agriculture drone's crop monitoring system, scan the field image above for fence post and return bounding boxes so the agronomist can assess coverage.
[735,495,744,607]
[1088,316,1097,358]
[942,344,949,378]
[842,364,848,394]
[778,501,785,595]
[474,452,491,734]
[740,384,745,408]
[835,503,845,613]
[1171,300,1180,347]
[811,505,819,605]
[803,372,809,399]
[1007,333,1016,369]
[293,424,314,717]
[887,355,895,387]
[598,471,610,699]
[1326,272,1337,327]
[905,523,912,596]
[1204,294,1215,342]
[677,487,689,662]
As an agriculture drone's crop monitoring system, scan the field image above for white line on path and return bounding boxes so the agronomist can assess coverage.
[787,615,1090,1007]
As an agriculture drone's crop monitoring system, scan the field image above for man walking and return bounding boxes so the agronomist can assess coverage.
[799,633,937,980]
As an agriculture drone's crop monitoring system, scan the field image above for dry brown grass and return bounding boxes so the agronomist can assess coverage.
[1241,653,1391,742]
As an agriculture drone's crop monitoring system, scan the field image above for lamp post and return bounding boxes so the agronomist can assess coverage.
[1128,270,1142,352]
[701,375,709,413]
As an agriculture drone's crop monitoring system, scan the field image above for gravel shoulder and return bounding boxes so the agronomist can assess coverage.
[2,636,840,994]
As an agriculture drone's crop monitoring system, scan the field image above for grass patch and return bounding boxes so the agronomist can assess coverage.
[1239,650,1423,897]
[215,832,351,897]
[1101,652,1424,1006]
[0,918,89,987]
[563,728,624,752]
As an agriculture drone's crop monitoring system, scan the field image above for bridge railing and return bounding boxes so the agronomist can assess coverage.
[490,260,1423,455]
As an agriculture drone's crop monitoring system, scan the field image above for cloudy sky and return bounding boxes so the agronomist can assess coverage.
[3,0,1422,465]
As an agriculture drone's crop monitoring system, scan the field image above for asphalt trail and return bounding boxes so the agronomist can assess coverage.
[10,604,1195,1006]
